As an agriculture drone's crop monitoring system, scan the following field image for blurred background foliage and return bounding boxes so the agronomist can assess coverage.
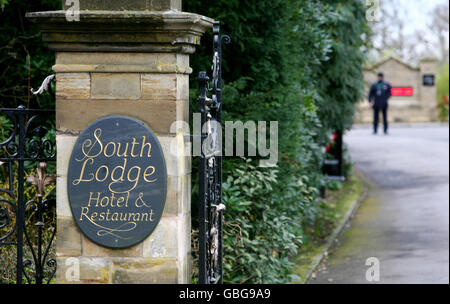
[0,0,59,109]
[436,63,449,121]
[184,0,369,283]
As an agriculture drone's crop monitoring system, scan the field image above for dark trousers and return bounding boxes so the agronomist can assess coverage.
[373,106,388,133]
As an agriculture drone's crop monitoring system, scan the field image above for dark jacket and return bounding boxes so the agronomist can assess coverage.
[369,81,392,108]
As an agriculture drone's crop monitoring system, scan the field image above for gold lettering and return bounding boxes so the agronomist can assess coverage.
[141,213,148,221]
[130,137,139,157]
[109,192,116,207]
[135,192,151,208]
[119,212,128,221]
[116,142,129,157]
[148,209,154,221]
[140,136,152,157]
[72,158,94,186]
[105,209,111,221]
[80,207,90,221]
[143,166,157,183]
[111,158,127,183]
[76,128,103,162]
[104,142,116,157]
[90,212,98,222]
[116,196,125,208]
[126,166,141,192]
[125,191,130,207]
[87,192,101,207]
[100,196,109,207]
[95,165,109,182]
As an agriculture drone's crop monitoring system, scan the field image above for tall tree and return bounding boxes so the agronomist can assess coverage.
[431,2,449,63]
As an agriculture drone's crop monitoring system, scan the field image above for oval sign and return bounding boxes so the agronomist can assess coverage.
[67,116,167,248]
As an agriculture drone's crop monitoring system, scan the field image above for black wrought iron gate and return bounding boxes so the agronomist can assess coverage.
[197,21,229,284]
[0,78,57,284]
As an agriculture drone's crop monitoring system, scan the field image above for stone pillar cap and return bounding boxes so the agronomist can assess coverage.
[61,0,182,11]
[26,10,214,54]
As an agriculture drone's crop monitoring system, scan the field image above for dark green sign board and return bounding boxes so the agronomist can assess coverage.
[67,116,167,248]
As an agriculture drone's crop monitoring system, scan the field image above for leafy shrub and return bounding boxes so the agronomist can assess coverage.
[222,158,324,283]
[437,96,449,122]
[0,0,59,109]
[436,63,449,121]
[185,0,369,283]
[0,165,56,284]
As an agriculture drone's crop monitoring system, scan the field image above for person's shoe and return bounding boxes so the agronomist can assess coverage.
[384,131,389,135]
[373,131,378,135]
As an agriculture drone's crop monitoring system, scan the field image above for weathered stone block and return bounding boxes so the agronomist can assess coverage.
[61,0,182,11]
[56,134,77,219]
[56,99,176,134]
[141,74,189,101]
[54,53,192,74]
[56,257,110,284]
[179,253,192,283]
[142,217,178,258]
[158,135,192,177]
[186,253,192,283]
[179,215,191,261]
[111,258,178,284]
[163,174,191,216]
[176,99,189,124]
[142,214,190,259]
[82,236,142,257]
[56,176,71,218]
[56,134,77,176]
[56,73,90,99]
[91,73,141,100]
[142,74,175,101]
[56,217,82,257]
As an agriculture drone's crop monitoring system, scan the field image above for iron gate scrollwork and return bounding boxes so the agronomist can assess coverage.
[0,75,56,284]
[198,21,230,284]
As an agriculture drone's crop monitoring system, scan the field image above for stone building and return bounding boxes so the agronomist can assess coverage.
[355,56,438,124]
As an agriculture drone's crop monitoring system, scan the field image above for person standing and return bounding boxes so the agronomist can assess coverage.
[368,72,392,134]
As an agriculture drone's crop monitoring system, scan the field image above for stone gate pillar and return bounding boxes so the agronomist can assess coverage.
[26,1,213,284]
[419,57,438,121]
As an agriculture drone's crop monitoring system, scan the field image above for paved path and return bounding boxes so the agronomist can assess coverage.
[311,124,449,284]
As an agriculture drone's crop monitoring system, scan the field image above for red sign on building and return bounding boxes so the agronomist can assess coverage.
[391,87,414,96]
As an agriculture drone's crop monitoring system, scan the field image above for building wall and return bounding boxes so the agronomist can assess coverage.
[355,57,438,124]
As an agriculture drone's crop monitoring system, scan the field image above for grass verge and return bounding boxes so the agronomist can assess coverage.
[291,170,367,284]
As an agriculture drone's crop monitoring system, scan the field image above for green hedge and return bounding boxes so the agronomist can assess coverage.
[0,0,59,109]
[184,0,369,283]
[436,63,449,121]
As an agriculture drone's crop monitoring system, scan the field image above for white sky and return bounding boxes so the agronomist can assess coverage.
[399,0,448,35]
[374,0,449,61]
